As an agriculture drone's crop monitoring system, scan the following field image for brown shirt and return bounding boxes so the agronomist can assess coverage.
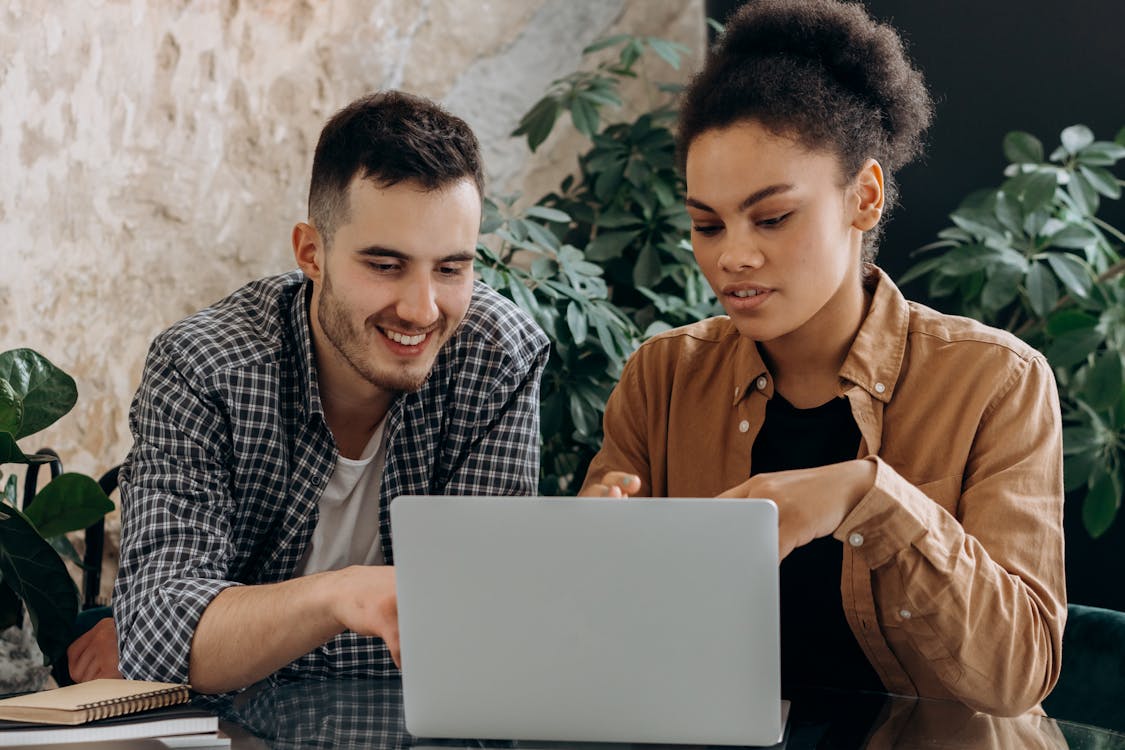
[583,267,1066,716]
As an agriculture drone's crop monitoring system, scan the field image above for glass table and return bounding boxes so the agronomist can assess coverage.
[194,678,1125,750]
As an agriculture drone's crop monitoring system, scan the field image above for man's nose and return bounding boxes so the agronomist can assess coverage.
[395,273,440,328]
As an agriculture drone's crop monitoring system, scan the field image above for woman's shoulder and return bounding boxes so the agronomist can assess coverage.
[904,300,1043,365]
[635,316,743,358]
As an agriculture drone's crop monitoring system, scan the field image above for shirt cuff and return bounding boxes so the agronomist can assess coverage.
[832,455,938,568]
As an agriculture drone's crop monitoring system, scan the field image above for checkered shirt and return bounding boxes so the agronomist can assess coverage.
[114,271,548,685]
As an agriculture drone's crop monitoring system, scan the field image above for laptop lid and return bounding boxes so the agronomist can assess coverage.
[392,495,782,746]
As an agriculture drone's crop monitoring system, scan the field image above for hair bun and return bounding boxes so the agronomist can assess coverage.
[718,0,931,167]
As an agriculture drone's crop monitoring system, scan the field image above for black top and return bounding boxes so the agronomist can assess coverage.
[750,392,884,695]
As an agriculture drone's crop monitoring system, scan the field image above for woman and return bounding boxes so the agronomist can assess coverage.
[581,0,1065,716]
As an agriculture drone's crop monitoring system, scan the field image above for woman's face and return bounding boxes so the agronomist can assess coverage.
[685,120,879,347]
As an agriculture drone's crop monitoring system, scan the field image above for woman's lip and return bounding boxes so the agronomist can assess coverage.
[723,289,773,312]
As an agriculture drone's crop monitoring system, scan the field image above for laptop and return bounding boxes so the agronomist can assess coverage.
[391,495,786,746]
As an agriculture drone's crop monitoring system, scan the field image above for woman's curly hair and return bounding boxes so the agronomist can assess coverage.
[677,0,933,259]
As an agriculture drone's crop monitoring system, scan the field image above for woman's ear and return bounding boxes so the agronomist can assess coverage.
[292,222,325,282]
[851,159,885,232]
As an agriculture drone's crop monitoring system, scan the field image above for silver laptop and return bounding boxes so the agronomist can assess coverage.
[391,495,786,746]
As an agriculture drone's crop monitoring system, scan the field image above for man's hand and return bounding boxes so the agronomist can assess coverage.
[719,459,876,561]
[66,616,123,682]
[579,472,641,497]
[189,564,400,693]
[329,566,400,667]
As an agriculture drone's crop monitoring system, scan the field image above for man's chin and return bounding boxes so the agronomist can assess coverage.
[364,365,433,393]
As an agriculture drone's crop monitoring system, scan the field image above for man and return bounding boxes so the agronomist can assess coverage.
[67,91,549,692]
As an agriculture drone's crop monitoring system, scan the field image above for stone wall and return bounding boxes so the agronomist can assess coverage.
[1,0,704,501]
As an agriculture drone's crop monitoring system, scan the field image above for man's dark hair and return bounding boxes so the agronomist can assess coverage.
[308,91,485,246]
[677,0,933,259]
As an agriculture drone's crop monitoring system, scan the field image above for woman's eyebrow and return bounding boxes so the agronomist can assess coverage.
[685,183,795,214]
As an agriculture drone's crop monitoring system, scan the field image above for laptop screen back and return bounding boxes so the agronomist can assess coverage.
[392,495,781,746]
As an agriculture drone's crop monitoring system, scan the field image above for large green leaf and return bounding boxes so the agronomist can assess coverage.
[1067,172,1099,216]
[1063,450,1099,492]
[1002,131,1043,164]
[1083,351,1124,412]
[0,432,28,463]
[980,263,1023,312]
[1046,328,1104,369]
[24,473,114,538]
[512,96,561,153]
[633,244,663,288]
[1076,141,1125,166]
[0,504,78,664]
[1061,125,1095,154]
[0,349,77,439]
[1079,165,1122,199]
[1043,252,1092,299]
[1082,468,1121,538]
[2,475,15,507]
[1025,262,1059,318]
[565,301,589,347]
[586,230,639,261]
[1046,309,1099,337]
[0,379,21,436]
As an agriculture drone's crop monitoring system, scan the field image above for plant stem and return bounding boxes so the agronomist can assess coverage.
[1092,216,1125,245]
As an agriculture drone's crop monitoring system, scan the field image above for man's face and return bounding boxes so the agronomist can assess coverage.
[314,176,480,393]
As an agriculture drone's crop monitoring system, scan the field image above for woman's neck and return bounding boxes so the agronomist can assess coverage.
[758,273,871,409]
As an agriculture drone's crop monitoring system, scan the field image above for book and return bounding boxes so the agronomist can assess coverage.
[0,680,191,725]
[0,704,220,747]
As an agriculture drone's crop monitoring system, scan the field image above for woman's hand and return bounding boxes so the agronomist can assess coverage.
[719,459,876,561]
[579,472,641,497]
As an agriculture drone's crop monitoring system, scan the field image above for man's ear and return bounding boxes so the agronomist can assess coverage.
[293,222,325,282]
[851,159,885,232]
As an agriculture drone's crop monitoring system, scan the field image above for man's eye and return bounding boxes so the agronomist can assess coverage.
[758,212,792,228]
[369,262,399,273]
[438,264,470,277]
[692,225,723,237]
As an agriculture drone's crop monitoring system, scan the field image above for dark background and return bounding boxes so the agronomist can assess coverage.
[704,0,1125,609]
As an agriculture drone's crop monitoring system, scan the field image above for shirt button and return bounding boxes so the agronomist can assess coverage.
[848,532,864,547]
[738,420,750,433]
[311,474,321,485]
[899,609,912,619]
[756,376,768,390]
[874,382,886,394]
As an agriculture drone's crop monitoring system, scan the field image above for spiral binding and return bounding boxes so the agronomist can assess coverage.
[78,685,191,722]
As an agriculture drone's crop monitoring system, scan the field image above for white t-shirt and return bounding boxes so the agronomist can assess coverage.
[294,420,389,576]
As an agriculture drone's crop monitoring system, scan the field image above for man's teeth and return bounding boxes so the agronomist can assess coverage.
[732,289,764,298]
[385,330,426,346]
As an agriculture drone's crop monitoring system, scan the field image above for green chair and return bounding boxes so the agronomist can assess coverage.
[1043,603,1125,732]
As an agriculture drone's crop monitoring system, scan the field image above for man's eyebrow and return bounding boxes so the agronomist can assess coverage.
[356,247,476,263]
[685,183,796,214]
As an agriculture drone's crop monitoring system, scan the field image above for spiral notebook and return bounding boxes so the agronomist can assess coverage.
[0,680,191,726]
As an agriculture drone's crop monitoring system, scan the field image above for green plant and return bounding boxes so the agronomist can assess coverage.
[478,34,720,493]
[901,125,1125,537]
[0,348,115,664]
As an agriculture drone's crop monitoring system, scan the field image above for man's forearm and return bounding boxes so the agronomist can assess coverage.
[188,571,345,694]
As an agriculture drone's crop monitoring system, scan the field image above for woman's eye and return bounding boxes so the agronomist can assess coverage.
[692,225,723,237]
[758,212,792,228]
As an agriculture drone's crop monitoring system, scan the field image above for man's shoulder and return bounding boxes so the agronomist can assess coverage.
[453,281,550,371]
[151,271,305,375]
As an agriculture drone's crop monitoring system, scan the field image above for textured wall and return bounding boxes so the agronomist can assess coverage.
[1,0,704,507]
